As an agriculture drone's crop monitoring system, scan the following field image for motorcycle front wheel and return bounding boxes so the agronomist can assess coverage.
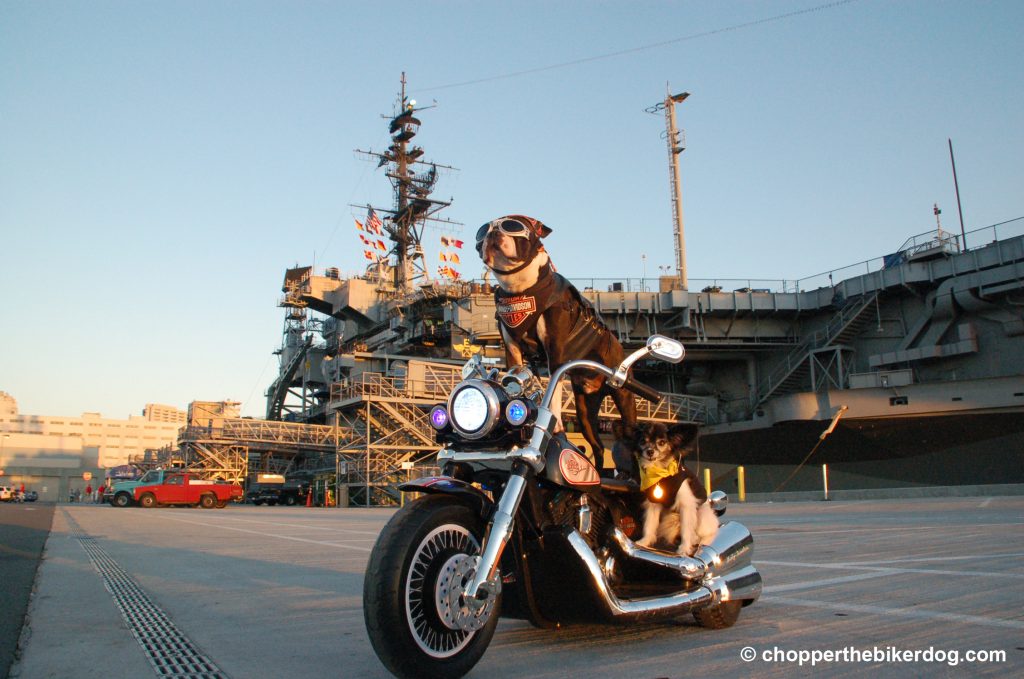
[364,494,500,679]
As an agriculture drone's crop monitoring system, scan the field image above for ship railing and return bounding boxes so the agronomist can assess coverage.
[450,217,1024,297]
[784,216,1024,293]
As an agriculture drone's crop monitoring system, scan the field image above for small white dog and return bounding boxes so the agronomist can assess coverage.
[632,423,718,556]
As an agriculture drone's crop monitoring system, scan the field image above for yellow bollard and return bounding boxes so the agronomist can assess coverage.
[737,466,746,502]
[703,467,712,494]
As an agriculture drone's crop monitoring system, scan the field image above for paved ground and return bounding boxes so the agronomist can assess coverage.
[8,496,1024,678]
[0,502,54,679]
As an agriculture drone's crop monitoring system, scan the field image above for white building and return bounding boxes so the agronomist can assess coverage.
[0,392,185,501]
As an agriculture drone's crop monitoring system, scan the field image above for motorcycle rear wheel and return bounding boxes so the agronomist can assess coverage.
[692,599,742,629]
[364,494,500,679]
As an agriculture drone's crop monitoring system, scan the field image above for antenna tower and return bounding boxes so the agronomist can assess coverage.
[646,86,690,288]
[355,73,459,294]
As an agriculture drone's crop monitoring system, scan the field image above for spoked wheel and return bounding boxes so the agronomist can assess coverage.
[364,495,500,679]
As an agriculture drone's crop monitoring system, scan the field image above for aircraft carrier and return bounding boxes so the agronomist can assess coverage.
[255,78,1024,503]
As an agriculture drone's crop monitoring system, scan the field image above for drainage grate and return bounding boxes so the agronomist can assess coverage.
[65,512,229,679]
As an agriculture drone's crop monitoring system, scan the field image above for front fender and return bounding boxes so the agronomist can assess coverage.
[398,476,495,520]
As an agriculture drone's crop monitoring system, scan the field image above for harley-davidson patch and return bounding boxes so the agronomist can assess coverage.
[558,449,600,486]
[496,295,537,328]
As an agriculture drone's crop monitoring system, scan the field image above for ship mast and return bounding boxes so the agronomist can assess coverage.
[647,86,690,288]
[355,73,459,294]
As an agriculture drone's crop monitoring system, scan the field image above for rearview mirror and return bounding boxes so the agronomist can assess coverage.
[646,335,685,363]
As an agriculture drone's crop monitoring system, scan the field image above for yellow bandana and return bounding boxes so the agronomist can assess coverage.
[639,458,679,491]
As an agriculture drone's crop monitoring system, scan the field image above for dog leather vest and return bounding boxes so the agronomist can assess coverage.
[494,266,610,367]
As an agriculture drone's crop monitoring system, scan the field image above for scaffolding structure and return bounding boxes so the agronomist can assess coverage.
[328,361,711,506]
[132,417,348,484]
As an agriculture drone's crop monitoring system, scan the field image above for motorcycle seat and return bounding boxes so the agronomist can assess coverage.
[600,477,641,494]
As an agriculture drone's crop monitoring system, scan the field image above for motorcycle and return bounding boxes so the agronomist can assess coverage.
[363,335,762,678]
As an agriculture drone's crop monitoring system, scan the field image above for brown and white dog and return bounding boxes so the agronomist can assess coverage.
[630,422,718,556]
[476,214,637,461]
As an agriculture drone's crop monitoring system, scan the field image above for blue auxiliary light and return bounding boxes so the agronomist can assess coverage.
[505,399,530,426]
[429,405,450,430]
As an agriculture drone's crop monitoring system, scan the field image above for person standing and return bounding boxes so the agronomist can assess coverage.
[97,484,106,503]
[85,483,92,503]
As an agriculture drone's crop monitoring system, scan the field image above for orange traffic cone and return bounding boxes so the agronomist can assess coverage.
[306,488,313,507]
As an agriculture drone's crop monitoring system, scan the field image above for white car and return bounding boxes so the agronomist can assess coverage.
[0,486,15,502]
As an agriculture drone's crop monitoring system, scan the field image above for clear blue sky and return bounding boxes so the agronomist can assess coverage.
[2,0,1021,419]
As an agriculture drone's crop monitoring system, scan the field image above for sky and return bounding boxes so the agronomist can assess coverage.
[2,0,1022,420]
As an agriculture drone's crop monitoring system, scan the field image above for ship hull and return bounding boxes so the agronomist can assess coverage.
[700,410,1024,493]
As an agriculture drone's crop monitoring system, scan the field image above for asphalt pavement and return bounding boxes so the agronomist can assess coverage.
[0,502,54,679]
[7,497,1024,678]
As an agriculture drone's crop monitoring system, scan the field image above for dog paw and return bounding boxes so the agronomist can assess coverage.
[677,543,699,557]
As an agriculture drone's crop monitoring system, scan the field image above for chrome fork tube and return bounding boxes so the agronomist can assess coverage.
[463,468,529,606]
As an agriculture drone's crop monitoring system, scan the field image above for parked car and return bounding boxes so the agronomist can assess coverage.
[0,486,14,502]
[246,480,309,506]
[245,484,282,506]
[24,490,38,502]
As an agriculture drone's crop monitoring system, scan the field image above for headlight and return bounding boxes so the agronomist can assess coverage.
[505,399,531,427]
[428,405,450,430]
[448,380,502,439]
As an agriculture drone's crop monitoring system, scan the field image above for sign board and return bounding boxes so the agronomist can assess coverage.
[82,472,93,481]
[400,462,415,470]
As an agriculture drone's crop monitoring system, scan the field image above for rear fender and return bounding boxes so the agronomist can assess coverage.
[398,476,495,520]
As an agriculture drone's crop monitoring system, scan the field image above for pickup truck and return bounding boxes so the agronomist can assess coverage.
[110,469,171,507]
[133,473,243,509]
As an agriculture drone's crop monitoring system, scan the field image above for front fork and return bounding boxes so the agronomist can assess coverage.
[463,461,531,609]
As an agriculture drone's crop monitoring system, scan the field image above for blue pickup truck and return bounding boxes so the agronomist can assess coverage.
[109,469,172,507]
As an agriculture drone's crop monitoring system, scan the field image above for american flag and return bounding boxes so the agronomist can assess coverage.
[366,208,383,235]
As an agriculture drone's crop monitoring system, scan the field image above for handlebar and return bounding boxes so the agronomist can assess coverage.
[622,375,662,403]
[542,359,662,408]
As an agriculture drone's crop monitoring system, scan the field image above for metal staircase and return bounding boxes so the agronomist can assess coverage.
[754,291,880,407]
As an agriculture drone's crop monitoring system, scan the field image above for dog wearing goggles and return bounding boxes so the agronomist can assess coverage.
[477,214,637,464]
[628,422,718,556]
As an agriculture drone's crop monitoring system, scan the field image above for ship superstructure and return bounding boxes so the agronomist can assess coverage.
[255,83,1024,504]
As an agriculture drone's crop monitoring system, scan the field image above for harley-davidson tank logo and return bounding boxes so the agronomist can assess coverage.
[496,295,537,328]
[558,449,600,486]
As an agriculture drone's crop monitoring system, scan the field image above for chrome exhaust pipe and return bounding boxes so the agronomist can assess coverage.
[610,528,708,580]
[569,531,716,621]
[609,520,755,581]
[567,530,762,622]
[695,520,755,576]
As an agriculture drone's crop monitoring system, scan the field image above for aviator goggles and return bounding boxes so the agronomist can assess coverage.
[475,217,533,247]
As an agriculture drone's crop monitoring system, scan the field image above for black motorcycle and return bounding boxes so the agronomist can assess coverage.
[363,335,762,678]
